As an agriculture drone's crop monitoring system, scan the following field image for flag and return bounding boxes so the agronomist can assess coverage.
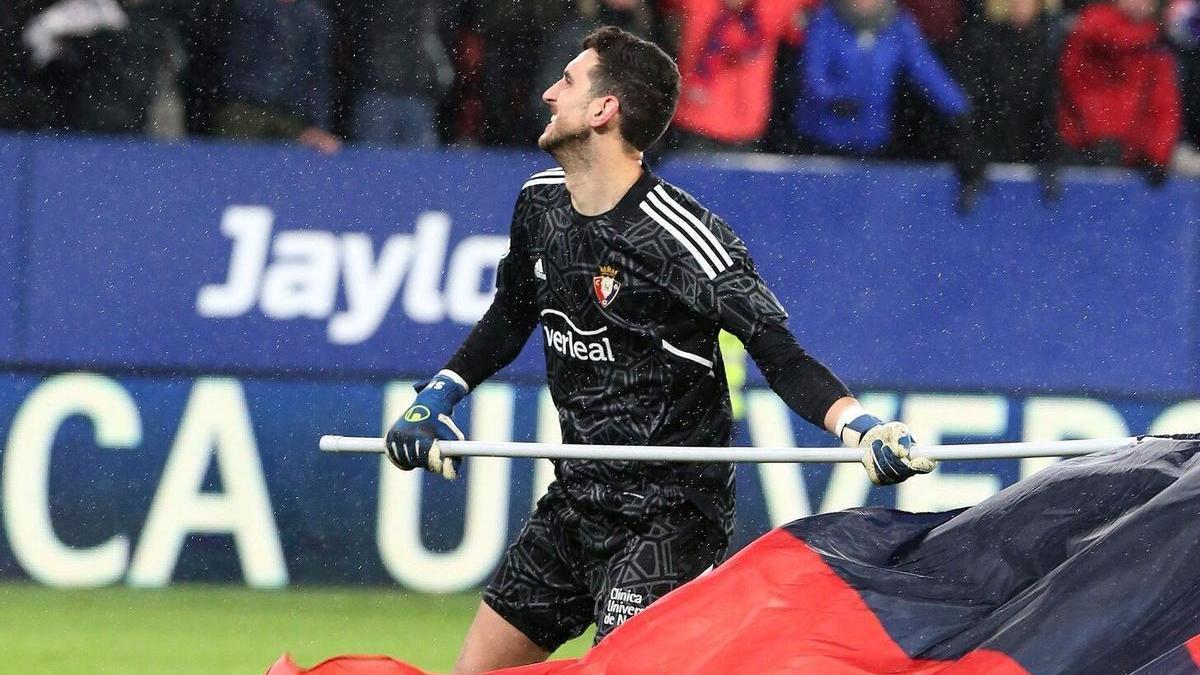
[269,435,1200,675]
[266,654,427,674]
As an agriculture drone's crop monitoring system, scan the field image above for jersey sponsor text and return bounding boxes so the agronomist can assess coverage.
[542,324,615,362]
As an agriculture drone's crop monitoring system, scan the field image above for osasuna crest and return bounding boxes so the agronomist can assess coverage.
[593,265,621,308]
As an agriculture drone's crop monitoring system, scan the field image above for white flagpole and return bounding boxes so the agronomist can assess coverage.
[318,435,1137,463]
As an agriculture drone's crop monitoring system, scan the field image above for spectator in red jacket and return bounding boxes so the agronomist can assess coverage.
[1058,0,1181,185]
[666,0,814,151]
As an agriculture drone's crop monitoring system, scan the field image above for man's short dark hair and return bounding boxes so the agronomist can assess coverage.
[581,26,680,152]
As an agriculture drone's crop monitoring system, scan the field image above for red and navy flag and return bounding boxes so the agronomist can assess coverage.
[269,435,1200,675]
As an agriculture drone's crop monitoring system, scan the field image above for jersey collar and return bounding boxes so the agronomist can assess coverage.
[613,167,659,218]
[569,168,660,225]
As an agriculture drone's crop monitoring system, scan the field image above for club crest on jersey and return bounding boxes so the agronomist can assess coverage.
[593,265,621,308]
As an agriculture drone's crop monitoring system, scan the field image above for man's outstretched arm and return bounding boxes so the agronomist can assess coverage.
[742,323,849,431]
[644,199,936,486]
[745,325,935,485]
[441,280,540,390]
[385,190,541,477]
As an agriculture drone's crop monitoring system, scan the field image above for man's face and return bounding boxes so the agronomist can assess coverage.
[539,50,602,155]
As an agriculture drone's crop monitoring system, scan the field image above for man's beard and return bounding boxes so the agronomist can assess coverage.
[538,124,590,158]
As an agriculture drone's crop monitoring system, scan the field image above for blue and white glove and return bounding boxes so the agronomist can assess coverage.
[385,370,468,480]
[837,407,935,486]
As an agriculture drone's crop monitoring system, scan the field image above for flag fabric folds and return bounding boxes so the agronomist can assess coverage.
[267,654,427,674]
[269,435,1200,675]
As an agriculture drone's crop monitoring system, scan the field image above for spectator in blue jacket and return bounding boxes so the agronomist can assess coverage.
[797,0,968,155]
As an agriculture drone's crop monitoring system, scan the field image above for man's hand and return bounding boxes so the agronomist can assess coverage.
[296,127,343,155]
[385,371,468,479]
[837,410,935,485]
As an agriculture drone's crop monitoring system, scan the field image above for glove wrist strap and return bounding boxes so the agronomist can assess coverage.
[423,369,468,408]
[835,404,881,447]
[436,369,469,393]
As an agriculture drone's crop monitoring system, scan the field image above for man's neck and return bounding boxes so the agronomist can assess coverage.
[560,148,644,217]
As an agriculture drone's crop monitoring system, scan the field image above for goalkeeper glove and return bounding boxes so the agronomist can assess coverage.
[837,407,935,486]
[385,370,468,479]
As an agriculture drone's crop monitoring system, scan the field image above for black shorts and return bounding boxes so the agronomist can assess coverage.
[482,484,729,652]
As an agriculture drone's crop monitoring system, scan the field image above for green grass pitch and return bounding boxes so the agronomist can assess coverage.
[0,582,594,674]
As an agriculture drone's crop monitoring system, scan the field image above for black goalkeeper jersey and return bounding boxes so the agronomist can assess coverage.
[446,167,850,524]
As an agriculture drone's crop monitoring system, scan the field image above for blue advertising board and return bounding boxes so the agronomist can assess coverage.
[6,134,1197,395]
[0,135,24,363]
[0,370,1195,589]
[1,134,1199,589]
[661,159,1200,395]
[22,137,541,376]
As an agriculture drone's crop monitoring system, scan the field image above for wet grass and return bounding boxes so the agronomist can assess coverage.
[0,582,593,674]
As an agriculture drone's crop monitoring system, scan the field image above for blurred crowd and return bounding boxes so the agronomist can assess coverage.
[2,0,1200,203]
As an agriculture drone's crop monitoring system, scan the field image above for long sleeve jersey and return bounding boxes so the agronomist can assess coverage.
[444,167,850,524]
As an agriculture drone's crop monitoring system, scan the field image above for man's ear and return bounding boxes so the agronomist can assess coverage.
[590,95,620,129]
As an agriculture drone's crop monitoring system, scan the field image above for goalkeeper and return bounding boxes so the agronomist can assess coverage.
[384,26,934,675]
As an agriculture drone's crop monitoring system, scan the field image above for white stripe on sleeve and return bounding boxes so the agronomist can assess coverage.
[639,201,718,279]
[644,190,728,274]
[652,185,735,268]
